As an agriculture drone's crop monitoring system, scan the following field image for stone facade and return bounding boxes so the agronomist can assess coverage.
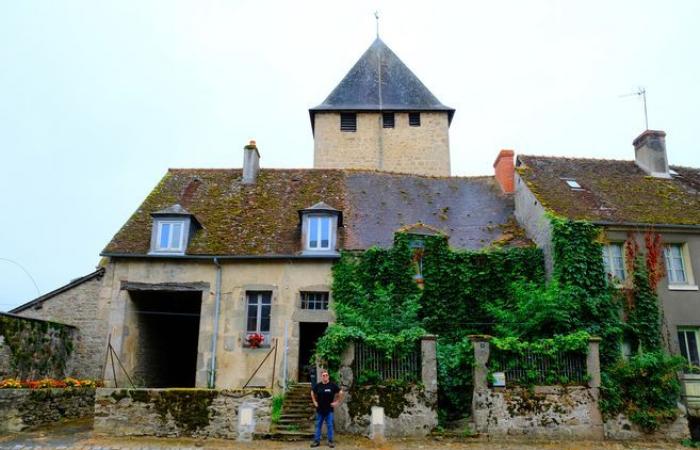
[513,172,555,276]
[313,112,451,176]
[0,388,95,433]
[104,258,334,389]
[14,272,109,379]
[604,411,689,440]
[93,388,271,438]
[0,335,11,378]
[334,337,438,437]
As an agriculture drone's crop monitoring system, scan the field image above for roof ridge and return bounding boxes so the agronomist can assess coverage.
[519,154,635,164]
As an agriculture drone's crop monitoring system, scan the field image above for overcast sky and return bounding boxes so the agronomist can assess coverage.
[1,0,699,312]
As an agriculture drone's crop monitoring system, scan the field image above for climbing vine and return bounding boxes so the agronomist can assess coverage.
[0,314,75,379]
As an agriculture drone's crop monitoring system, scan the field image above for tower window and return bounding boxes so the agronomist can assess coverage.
[409,112,421,127]
[382,112,395,128]
[340,113,357,132]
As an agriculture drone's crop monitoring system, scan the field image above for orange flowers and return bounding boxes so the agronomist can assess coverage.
[0,377,102,389]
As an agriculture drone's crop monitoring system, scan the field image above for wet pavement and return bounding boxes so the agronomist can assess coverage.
[0,420,691,449]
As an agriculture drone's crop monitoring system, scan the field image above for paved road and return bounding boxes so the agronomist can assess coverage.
[0,420,691,450]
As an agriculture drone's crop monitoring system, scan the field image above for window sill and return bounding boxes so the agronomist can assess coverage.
[669,284,699,291]
[243,345,272,350]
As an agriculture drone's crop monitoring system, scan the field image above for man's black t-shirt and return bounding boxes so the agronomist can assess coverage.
[312,381,340,414]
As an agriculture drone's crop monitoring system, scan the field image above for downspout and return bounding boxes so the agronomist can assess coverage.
[209,257,222,388]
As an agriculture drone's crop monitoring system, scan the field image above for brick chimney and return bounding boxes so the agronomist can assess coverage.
[493,149,515,194]
[633,130,670,178]
[242,139,260,184]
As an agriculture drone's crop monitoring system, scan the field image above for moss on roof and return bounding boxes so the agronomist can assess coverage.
[517,155,700,225]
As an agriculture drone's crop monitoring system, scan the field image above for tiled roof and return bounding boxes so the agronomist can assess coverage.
[310,38,454,126]
[103,169,527,257]
[517,155,700,225]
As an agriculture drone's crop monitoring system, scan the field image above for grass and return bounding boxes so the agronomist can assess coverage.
[271,393,285,424]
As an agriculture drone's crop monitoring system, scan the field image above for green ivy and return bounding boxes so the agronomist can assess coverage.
[0,315,74,379]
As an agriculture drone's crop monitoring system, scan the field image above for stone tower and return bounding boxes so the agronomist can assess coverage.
[310,38,455,176]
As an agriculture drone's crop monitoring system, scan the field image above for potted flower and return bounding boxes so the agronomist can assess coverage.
[246,332,265,349]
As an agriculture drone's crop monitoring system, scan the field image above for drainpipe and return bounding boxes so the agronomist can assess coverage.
[209,257,222,388]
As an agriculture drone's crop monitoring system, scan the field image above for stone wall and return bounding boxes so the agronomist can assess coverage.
[0,388,95,432]
[0,313,78,379]
[334,336,438,437]
[604,411,690,441]
[513,172,555,277]
[14,271,109,379]
[473,386,603,439]
[313,112,451,177]
[94,388,272,438]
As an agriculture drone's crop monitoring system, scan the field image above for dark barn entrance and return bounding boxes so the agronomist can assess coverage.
[298,322,328,383]
[129,290,201,387]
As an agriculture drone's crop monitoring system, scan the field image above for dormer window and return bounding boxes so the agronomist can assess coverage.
[299,202,342,254]
[149,204,200,255]
[308,216,331,250]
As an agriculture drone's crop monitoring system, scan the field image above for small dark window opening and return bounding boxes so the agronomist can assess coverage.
[301,292,329,310]
[409,112,421,127]
[382,112,395,128]
[340,113,357,132]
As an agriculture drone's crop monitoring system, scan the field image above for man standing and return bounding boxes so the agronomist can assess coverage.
[310,370,344,448]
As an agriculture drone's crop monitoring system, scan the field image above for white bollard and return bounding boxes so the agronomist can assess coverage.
[237,404,256,442]
[370,406,385,441]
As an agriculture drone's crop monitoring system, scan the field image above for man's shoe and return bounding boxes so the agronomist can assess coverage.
[328,442,335,448]
[310,441,320,448]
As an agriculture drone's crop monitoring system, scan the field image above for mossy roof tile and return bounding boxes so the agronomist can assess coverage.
[517,155,700,225]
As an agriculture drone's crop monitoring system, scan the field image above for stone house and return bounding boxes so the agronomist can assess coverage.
[9,38,525,389]
[513,129,700,371]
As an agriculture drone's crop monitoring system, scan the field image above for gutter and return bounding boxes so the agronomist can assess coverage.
[100,253,341,261]
[592,221,700,231]
[209,257,222,388]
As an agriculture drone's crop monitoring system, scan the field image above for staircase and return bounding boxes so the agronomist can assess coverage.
[269,382,315,440]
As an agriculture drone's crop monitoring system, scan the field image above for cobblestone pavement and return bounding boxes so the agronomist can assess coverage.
[0,420,691,450]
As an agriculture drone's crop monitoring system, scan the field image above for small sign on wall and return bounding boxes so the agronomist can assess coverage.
[492,371,506,387]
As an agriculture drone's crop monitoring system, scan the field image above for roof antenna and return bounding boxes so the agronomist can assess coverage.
[374,10,380,38]
[620,87,649,130]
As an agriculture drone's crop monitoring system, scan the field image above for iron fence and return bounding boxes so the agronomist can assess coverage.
[352,341,421,382]
[489,350,587,386]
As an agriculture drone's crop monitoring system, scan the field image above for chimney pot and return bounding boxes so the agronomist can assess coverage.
[242,139,260,184]
[493,149,515,194]
[633,130,669,178]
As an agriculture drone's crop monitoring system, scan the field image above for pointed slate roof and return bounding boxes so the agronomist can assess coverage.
[310,38,455,128]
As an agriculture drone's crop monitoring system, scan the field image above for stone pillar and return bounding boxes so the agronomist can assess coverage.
[421,335,437,403]
[586,337,601,388]
[369,406,385,442]
[338,342,355,390]
[469,335,491,393]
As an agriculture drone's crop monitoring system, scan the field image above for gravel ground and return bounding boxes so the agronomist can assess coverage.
[0,420,691,450]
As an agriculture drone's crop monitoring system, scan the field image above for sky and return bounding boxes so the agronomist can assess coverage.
[1,0,699,312]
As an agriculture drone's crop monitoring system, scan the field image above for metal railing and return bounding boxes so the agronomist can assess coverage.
[489,350,587,386]
[352,341,421,382]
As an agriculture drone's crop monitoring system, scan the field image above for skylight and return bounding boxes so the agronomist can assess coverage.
[564,179,582,189]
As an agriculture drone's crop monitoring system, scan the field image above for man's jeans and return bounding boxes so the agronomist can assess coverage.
[314,411,334,443]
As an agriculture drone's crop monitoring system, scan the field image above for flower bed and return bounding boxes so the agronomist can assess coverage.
[0,377,101,389]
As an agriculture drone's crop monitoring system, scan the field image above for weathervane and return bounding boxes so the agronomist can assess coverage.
[374,11,380,38]
[620,87,649,130]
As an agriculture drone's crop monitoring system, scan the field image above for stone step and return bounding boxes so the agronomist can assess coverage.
[277,418,313,425]
[256,430,315,441]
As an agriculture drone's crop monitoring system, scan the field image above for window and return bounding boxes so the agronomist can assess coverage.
[602,243,626,283]
[246,291,271,344]
[155,220,185,252]
[564,179,582,190]
[307,216,331,250]
[382,112,394,128]
[340,113,356,132]
[678,328,700,366]
[665,244,689,285]
[301,292,329,310]
[408,112,421,127]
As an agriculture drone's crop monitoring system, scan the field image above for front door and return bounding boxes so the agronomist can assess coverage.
[298,322,328,382]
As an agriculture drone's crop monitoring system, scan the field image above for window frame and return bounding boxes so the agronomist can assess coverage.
[152,219,188,254]
[340,113,357,132]
[602,242,626,284]
[245,291,272,346]
[678,327,700,367]
[306,215,333,251]
[301,291,330,310]
[408,112,421,127]
[382,112,395,128]
[664,243,697,290]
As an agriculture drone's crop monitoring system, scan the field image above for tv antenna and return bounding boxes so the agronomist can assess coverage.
[620,87,648,130]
